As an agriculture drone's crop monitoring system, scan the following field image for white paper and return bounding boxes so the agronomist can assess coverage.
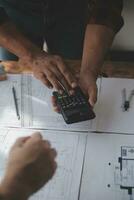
[0,74,100,131]
[23,75,100,131]
[80,133,134,200]
[0,75,22,127]
[0,128,86,200]
[96,78,134,134]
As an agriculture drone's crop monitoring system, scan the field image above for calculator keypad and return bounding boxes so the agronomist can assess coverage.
[53,87,95,124]
[57,91,87,110]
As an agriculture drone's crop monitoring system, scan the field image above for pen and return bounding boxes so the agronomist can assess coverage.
[122,88,127,111]
[12,86,20,120]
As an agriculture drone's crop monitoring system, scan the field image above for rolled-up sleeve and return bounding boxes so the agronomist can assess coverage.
[87,0,124,33]
[0,7,9,25]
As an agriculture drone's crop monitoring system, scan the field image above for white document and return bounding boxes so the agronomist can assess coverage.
[0,128,86,200]
[23,75,100,131]
[0,75,22,127]
[0,74,100,131]
[96,78,134,134]
[80,133,134,200]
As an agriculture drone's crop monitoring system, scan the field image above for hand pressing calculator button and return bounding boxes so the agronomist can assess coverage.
[53,87,96,124]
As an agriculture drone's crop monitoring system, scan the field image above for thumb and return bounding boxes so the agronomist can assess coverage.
[88,85,97,107]
[11,136,31,149]
[24,132,43,149]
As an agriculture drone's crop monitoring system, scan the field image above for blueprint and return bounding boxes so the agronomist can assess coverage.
[0,128,86,200]
[80,133,134,200]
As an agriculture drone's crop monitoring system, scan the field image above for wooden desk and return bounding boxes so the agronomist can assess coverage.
[1,60,134,78]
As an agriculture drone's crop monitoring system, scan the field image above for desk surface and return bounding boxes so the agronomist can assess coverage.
[1,60,134,78]
[0,63,134,200]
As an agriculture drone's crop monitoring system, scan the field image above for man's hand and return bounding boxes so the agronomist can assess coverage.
[0,21,77,92]
[79,24,115,107]
[79,69,98,107]
[0,133,57,200]
[19,52,77,93]
[51,69,98,113]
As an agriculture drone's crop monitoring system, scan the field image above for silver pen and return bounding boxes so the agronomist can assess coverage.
[121,88,134,111]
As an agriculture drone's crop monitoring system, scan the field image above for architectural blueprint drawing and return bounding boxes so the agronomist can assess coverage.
[80,133,134,200]
[0,128,86,200]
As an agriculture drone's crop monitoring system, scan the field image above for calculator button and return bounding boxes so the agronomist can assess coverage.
[58,96,62,99]
[67,99,72,104]
[64,99,69,104]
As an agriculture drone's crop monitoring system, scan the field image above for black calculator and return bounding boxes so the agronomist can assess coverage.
[53,87,96,124]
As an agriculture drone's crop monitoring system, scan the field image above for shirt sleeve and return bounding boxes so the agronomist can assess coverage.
[87,0,124,33]
[0,6,9,25]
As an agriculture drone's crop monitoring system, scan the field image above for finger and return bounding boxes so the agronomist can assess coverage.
[43,140,51,148]
[24,132,42,145]
[51,96,61,113]
[51,96,57,107]
[49,148,57,159]
[31,132,43,140]
[41,77,53,89]
[53,106,60,113]
[35,73,53,89]
[12,136,30,148]
[49,67,68,92]
[50,67,72,93]
[46,72,62,91]
[88,86,98,107]
[53,161,57,171]
[24,132,43,149]
[59,78,73,94]
[50,161,57,176]
[55,57,77,88]
[49,64,75,94]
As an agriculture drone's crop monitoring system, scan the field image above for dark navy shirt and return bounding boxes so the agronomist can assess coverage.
[0,0,124,33]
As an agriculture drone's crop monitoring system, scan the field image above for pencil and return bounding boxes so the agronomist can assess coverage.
[12,86,20,120]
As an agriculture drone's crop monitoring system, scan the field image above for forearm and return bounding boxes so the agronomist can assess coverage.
[0,175,29,200]
[0,193,28,200]
[0,188,28,200]
[0,20,44,61]
[81,24,115,78]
